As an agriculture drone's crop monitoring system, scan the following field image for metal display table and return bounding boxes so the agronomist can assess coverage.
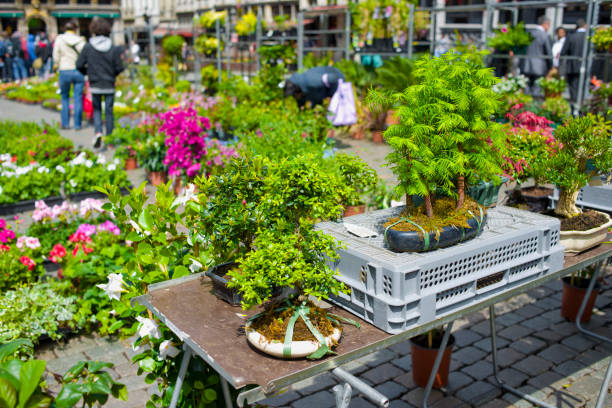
[134,243,612,408]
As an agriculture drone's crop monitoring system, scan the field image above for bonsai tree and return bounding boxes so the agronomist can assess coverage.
[367,50,506,219]
[546,114,612,218]
[334,153,379,207]
[162,35,185,59]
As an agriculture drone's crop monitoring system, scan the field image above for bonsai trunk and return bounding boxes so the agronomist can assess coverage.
[405,194,413,209]
[555,189,581,218]
[456,176,465,209]
[424,194,434,218]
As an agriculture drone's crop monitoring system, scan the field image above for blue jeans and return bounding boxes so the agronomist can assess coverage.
[92,93,115,136]
[11,57,27,80]
[59,70,84,129]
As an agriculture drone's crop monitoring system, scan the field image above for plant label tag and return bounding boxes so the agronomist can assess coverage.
[344,222,377,238]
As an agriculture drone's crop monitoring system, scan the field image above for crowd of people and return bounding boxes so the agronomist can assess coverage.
[0,30,53,82]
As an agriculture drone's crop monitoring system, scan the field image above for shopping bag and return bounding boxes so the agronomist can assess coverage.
[328,79,357,127]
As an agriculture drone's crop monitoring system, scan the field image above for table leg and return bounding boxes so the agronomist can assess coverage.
[576,261,612,344]
[489,305,556,408]
[221,377,233,408]
[169,346,192,408]
[594,357,612,408]
[332,367,389,407]
[422,320,454,408]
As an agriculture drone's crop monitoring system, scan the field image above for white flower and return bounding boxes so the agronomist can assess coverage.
[136,316,161,339]
[85,160,93,168]
[25,237,41,249]
[0,185,3,195]
[172,183,198,208]
[96,273,127,301]
[69,152,87,166]
[69,179,77,188]
[37,166,49,174]
[56,165,66,174]
[107,164,117,171]
[159,340,181,360]
[96,154,107,165]
[116,90,122,97]
[189,259,202,273]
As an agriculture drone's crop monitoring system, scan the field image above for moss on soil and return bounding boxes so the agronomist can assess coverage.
[250,299,340,342]
[384,197,486,239]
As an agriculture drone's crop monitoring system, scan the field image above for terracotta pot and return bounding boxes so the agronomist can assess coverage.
[351,127,364,140]
[149,171,167,186]
[385,110,399,126]
[173,177,183,195]
[343,204,366,217]
[544,91,561,98]
[561,277,599,323]
[410,335,455,389]
[124,157,138,170]
[372,130,384,143]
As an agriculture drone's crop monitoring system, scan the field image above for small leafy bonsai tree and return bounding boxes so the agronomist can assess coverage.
[226,154,350,309]
[545,114,612,218]
[367,50,506,221]
[162,35,185,59]
[334,153,379,207]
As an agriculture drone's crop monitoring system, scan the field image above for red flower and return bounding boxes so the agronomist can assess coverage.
[10,155,16,163]
[49,243,67,263]
[0,244,9,252]
[19,256,36,271]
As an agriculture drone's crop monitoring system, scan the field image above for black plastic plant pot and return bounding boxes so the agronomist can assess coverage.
[205,262,242,306]
[385,214,488,253]
[0,195,63,216]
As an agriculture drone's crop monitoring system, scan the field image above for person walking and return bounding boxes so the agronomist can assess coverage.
[9,32,28,81]
[53,21,86,130]
[560,19,587,102]
[521,16,552,97]
[26,33,37,77]
[76,18,124,148]
[0,33,9,82]
[552,27,566,69]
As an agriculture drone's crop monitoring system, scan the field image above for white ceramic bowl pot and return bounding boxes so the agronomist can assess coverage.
[560,211,612,254]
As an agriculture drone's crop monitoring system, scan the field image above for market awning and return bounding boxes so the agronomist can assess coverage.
[0,11,24,18]
[51,11,120,18]
[153,28,193,38]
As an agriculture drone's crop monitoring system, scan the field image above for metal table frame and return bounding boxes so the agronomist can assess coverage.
[135,245,611,408]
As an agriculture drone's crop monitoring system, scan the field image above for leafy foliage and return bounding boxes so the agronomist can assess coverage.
[368,50,506,217]
[591,26,612,51]
[334,153,379,206]
[162,35,185,59]
[375,56,416,93]
[54,361,127,408]
[488,22,533,52]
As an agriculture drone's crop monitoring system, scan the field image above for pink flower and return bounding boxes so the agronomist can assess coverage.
[501,27,508,33]
[97,220,121,236]
[0,219,5,230]
[76,223,97,237]
[0,229,16,244]
[25,237,40,250]
[242,199,246,206]
[49,243,67,263]
[19,255,36,271]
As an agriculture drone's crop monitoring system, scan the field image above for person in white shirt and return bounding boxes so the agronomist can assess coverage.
[552,27,566,68]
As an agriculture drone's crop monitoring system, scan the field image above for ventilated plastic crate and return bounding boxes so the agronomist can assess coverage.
[550,184,612,213]
[317,206,565,334]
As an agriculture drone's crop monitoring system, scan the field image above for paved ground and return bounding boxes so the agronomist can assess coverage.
[3,98,611,408]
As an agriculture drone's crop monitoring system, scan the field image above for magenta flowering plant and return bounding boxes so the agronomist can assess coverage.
[160,107,212,179]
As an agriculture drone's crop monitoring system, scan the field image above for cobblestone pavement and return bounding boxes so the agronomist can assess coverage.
[3,98,611,407]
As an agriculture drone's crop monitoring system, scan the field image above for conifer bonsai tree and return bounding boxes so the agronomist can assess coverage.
[546,114,612,218]
[367,50,506,231]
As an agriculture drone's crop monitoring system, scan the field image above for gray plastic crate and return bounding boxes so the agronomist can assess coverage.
[317,206,565,334]
[550,184,612,213]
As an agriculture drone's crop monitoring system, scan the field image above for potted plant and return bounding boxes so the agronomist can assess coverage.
[503,108,557,212]
[367,50,506,252]
[235,12,257,41]
[410,329,455,388]
[105,126,143,170]
[335,153,378,217]
[136,136,168,186]
[561,266,600,323]
[546,114,612,253]
[226,155,355,359]
[536,76,567,98]
[487,23,533,74]
[591,26,612,53]
[540,97,571,124]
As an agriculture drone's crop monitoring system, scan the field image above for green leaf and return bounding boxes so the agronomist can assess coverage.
[111,384,128,401]
[55,383,83,408]
[63,361,86,382]
[0,378,17,408]
[0,371,19,392]
[138,357,156,373]
[0,341,33,364]
[203,388,217,402]
[23,394,52,408]
[89,380,112,395]
[172,266,189,279]
[108,321,125,333]
[18,360,46,408]
[138,208,154,232]
[101,202,113,211]
[127,231,144,242]
[86,361,113,373]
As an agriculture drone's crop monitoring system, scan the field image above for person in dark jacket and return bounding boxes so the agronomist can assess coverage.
[35,32,52,77]
[521,16,552,97]
[284,66,345,107]
[9,32,27,81]
[76,18,124,148]
[560,18,587,102]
